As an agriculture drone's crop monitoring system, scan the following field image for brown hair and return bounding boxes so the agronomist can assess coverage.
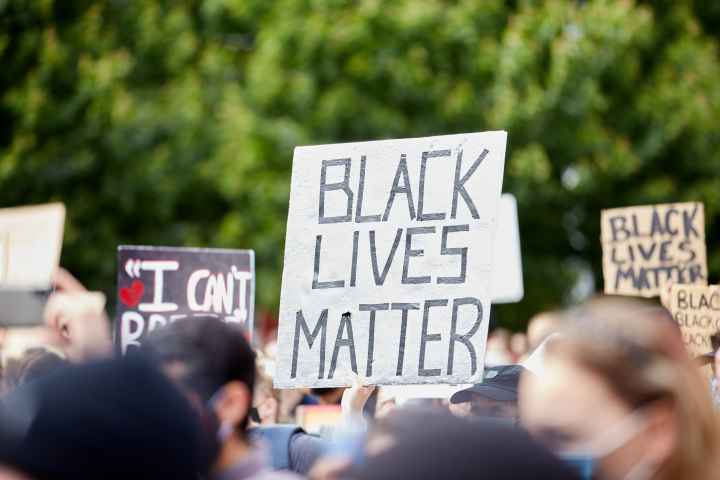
[548,297,720,480]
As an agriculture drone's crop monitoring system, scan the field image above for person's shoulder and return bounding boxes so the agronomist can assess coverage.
[289,430,328,474]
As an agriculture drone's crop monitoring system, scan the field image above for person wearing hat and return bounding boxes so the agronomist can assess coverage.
[449,364,528,422]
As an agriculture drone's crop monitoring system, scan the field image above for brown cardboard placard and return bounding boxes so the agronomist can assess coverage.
[0,203,65,288]
[601,202,707,297]
[670,284,720,359]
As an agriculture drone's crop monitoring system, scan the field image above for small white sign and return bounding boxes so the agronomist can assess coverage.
[491,194,524,303]
[0,203,65,288]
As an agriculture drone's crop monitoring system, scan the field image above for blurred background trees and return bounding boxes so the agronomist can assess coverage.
[1,0,719,330]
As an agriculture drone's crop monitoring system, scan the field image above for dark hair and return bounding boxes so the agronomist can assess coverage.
[141,316,256,432]
[0,356,203,480]
[2,348,68,393]
[357,408,580,480]
[711,332,720,353]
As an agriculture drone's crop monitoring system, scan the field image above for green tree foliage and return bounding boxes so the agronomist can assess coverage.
[1,0,719,329]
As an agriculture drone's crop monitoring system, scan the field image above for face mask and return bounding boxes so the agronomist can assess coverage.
[558,409,657,480]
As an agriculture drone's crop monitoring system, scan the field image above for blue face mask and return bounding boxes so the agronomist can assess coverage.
[559,454,595,480]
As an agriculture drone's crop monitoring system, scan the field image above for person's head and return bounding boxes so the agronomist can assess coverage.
[356,408,580,479]
[0,356,202,480]
[310,387,345,405]
[520,297,720,480]
[450,365,526,422]
[527,310,565,351]
[141,317,256,445]
[1,347,67,394]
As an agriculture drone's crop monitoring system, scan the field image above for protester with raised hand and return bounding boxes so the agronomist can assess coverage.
[0,268,111,396]
[141,315,321,478]
[520,297,720,480]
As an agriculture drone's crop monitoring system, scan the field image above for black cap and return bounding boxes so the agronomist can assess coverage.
[450,365,527,404]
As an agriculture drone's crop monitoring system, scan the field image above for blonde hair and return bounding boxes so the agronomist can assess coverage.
[549,297,720,480]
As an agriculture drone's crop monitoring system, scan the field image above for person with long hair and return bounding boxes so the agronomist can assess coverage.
[520,297,720,480]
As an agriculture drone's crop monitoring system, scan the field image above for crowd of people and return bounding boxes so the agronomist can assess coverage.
[0,269,719,480]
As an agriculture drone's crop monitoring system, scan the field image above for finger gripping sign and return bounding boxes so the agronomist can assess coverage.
[275,131,507,388]
[115,246,255,354]
[670,284,720,359]
[601,203,707,297]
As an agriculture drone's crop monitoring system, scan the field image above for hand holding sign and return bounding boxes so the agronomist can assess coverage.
[341,374,376,417]
[44,291,110,362]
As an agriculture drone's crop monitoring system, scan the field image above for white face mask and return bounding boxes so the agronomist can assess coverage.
[562,409,659,480]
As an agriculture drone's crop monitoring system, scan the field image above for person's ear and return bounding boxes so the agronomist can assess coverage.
[213,381,252,430]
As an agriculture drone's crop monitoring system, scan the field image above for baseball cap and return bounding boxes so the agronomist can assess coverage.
[450,365,527,404]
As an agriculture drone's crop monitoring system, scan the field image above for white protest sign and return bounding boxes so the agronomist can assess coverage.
[276,131,507,388]
[0,203,65,288]
[491,194,524,303]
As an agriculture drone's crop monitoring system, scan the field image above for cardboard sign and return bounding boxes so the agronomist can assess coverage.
[670,284,720,359]
[601,202,707,297]
[276,131,507,388]
[115,246,254,354]
[0,203,65,288]
[491,194,524,303]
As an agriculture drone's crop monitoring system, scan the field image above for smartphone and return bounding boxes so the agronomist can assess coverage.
[0,288,51,327]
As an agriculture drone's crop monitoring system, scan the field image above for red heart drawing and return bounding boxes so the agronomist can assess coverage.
[119,280,145,308]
